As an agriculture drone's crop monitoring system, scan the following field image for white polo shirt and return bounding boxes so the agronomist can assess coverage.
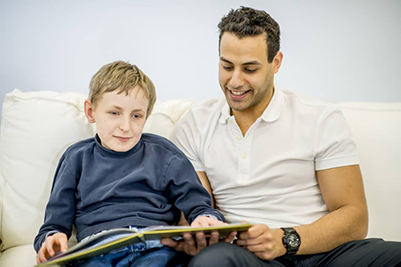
[171,90,359,228]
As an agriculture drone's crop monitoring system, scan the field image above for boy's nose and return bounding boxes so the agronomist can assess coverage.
[119,117,130,132]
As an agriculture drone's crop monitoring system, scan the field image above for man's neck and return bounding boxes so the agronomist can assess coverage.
[231,89,274,136]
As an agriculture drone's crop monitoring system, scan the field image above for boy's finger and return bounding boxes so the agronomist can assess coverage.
[38,249,47,263]
[45,241,55,257]
[59,237,69,253]
[191,221,201,227]
[36,252,42,264]
[199,220,210,227]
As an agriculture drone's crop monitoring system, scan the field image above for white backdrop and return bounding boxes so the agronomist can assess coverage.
[1,0,400,120]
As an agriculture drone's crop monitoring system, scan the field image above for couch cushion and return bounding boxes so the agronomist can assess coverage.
[144,99,196,138]
[338,102,401,241]
[0,89,95,251]
[0,244,37,267]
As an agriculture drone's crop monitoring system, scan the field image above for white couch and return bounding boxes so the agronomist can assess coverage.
[0,89,400,267]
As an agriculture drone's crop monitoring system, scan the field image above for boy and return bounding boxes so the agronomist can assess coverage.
[34,61,225,266]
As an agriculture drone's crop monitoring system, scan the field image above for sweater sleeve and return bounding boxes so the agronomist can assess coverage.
[33,153,77,252]
[163,152,225,224]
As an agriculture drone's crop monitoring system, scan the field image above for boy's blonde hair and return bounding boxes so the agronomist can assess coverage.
[89,60,156,118]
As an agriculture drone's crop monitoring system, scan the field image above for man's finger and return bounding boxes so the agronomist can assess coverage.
[208,230,220,246]
[223,231,237,243]
[244,243,266,253]
[236,237,262,246]
[247,224,269,239]
[195,231,207,250]
[161,238,178,248]
[183,233,198,255]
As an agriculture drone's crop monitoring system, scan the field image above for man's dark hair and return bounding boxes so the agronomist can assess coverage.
[218,6,281,63]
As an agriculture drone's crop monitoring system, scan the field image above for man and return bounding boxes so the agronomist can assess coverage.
[163,6,401,266]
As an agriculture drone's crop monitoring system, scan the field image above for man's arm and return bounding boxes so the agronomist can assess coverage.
[197,171,215,208]
[237,164,368,260]
[165,165,368,259]
[295,164,368,254]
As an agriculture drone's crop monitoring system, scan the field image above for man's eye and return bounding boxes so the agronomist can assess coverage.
[244,68,257,73]
[133,114,142,119]
[222,65,233,71]
[109,111,119,115]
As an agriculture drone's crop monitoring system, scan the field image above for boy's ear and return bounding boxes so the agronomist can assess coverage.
[84,99,96,123]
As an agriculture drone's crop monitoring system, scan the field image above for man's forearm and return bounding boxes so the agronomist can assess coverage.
[294,204,368,255]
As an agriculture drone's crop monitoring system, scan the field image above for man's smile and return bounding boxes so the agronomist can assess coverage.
[228,89,251,100]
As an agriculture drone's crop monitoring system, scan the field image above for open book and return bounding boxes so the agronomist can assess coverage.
[36,223,253,266]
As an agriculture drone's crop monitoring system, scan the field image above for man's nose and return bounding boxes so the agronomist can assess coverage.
[228,69,244,89]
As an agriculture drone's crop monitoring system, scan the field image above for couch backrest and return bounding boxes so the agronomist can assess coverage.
[1,90,400,252]
[0,89,195,251]
[338,102,401,241]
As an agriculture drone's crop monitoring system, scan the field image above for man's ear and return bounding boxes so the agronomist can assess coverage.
[84,99,96,123]
[273,51,283,74]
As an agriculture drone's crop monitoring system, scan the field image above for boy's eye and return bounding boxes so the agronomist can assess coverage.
[132,114,142,119]
[109,111,119,115]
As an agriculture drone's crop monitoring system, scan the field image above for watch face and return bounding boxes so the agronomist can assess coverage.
[288,234,300,248]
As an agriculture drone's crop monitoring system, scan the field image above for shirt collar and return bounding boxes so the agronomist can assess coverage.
[219,100,231,124]
[219,89,284,124]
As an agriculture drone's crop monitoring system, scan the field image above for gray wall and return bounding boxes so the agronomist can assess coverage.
[1,0,401,120]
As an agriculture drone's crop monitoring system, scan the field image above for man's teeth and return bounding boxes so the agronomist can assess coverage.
[231,90,246,95]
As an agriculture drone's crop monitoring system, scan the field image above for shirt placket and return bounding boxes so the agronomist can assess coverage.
[228,117,252,184]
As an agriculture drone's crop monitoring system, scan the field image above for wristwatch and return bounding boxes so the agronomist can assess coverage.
[281,227,301,256]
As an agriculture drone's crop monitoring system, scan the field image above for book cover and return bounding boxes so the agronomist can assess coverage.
[36,223,253,266]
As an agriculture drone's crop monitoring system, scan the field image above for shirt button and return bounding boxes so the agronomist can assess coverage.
[236,135,241,141]
[229,119,233,124]
[241,154,247,159]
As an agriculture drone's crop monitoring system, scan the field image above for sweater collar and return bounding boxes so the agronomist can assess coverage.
[94,134,143,158]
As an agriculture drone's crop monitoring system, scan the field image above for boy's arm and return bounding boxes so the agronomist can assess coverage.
[164,154,225,225]
[34,154,77,253]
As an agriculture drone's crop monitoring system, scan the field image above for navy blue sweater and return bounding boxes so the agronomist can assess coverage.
[34,134,224,252]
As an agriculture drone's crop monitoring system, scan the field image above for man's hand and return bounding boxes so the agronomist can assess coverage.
[161,216,237,255]
[36,233,68,264]
[236,224,286,260]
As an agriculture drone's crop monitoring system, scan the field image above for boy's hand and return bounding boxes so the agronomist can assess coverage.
[190,215,226,227]
[161,216,237,256]
[36,232,68,264]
